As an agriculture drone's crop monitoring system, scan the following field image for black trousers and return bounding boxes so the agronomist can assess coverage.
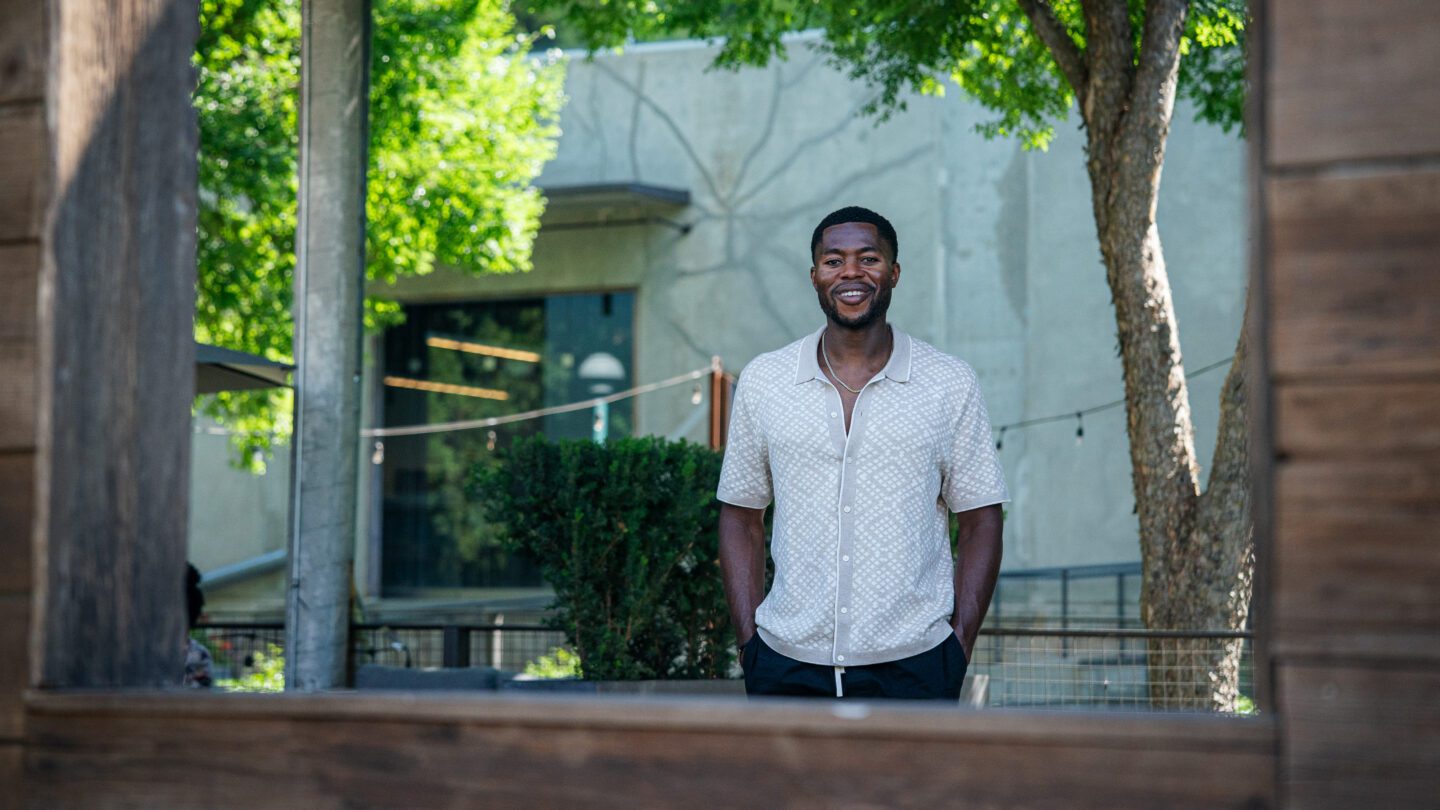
[741,633,967,700]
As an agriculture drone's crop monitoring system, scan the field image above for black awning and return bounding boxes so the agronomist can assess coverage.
[195,342,293,394]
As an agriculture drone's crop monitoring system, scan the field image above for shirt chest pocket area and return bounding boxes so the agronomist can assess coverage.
[760,399,845,464]
[853,405,944,468]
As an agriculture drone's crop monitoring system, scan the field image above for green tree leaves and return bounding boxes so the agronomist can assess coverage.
[528,0,1245,148]
[194,0,564,468]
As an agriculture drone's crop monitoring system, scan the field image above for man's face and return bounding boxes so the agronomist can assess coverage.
[811,221,900,330]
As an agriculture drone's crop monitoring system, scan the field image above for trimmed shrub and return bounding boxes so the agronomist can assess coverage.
[474,437,732,680]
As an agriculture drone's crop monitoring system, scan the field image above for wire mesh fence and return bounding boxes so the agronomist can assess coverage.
[972,627,1254,712]
[195,623,568,683]
[196,623,1252,712]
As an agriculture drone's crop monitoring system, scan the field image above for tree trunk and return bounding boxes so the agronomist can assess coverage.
[1064,0,1255,710]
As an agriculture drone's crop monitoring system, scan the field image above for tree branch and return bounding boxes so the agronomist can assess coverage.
[1132,0,1190,117]
[1016,0,1088,107]
[1080,0,1134,135]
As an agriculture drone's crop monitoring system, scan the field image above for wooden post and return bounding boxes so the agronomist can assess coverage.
[708,356,725,450]
[28,0,199,690]
[285,0,371,691]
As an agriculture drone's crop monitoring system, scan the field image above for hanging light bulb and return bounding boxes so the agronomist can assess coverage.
[995,426,1006,451]
[1075,413,1085,446]
[371,441,385,465]
[691,382,703,405]
[486,430,497,452]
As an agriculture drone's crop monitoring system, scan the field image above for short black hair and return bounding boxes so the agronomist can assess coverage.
[810,206,899,262]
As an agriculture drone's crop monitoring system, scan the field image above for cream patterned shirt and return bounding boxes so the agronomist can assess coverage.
[718,325,1009,667]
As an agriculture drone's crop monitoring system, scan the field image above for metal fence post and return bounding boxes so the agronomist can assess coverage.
[1060,568,1070,657]
[442,625,470,668]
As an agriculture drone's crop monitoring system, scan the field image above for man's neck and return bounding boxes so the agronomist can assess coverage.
[821,320,892,371]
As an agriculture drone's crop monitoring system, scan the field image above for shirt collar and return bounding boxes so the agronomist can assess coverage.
[794,324,913,385]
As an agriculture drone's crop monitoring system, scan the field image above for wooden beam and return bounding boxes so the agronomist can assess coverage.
[0,0,46,105]
[0,596,27,742]
[1276,382,1440,457]
[1273,458,1440,662]
[30,0,198,689]
[0,103,45,243]
[24,692,1278,808]
[1269,0,1440,167]
[1278,662,1440,808]
[1268,169,1440,380]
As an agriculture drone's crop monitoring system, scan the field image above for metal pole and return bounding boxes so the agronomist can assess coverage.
[285,0,371,691]
[1060,568,1070,658]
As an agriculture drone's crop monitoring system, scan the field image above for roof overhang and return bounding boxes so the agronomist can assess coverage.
[195,342,293,395]
[539,182,691,232]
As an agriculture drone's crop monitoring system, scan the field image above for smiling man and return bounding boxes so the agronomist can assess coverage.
[717,206,1009,700]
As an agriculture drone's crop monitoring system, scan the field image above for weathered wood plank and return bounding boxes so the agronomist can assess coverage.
[0,340,35,453]
[32,0,198,688]
[23,693,1277,809]
[1275,382,1440,457]
[0,0,46,105]
[0,103,45,243]
[1273,459,1440,662]
[0,245,37,341]
[0,596,28,742]
[0,454,33,593]
[0,742,20,810]
[1269,0,1440,166]
[1268,170,1440,379]
[1279,662,1440,808]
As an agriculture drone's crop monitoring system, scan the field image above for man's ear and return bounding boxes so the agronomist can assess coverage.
[809,264,819,287]
[891,261,901,287]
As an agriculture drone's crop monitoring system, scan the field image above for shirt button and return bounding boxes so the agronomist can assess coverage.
[843,506,851,513]
[840,607,848,614]
[836,655,846,662]
[830,411,838,418]
[842,555,850,562]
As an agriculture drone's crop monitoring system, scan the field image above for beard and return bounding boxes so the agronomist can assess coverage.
[817,283,893,330]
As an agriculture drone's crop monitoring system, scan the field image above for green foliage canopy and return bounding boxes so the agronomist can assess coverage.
[194,0,564,467]
[530,0,1244,148]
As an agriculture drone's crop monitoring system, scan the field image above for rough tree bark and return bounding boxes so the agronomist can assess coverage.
[1018,0,1254,710]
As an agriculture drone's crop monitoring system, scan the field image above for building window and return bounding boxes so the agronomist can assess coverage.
[379,291,635,594]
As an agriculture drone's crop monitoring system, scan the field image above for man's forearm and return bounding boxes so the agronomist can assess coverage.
[718,504,767,645]
[952,504,1004,657]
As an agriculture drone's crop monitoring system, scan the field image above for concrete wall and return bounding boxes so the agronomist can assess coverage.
[379,34,1248,571]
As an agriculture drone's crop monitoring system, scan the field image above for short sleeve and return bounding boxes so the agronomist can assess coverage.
[940,373,1010,512]
[716,370,773,509]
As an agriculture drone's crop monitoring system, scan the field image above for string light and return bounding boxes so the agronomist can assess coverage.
[990,355,1233,449]
[371,441,385,465]
[486,430,497,452]
[691,382,703,405]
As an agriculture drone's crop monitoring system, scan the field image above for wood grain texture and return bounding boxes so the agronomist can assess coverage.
[23,692,1277,809]
[0,596,28,742]
[1268,170,1440,379]
[1273,459,1440,662]
[0,742,20,810]
[32,0,198,688]
[0,340,36,453]
[0,0,45,105]
[1269,0,1440,166]
[1279,662,1440,808]
[0,454,33,593]
[0,103,45,243]
[1275,382,1440,457]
